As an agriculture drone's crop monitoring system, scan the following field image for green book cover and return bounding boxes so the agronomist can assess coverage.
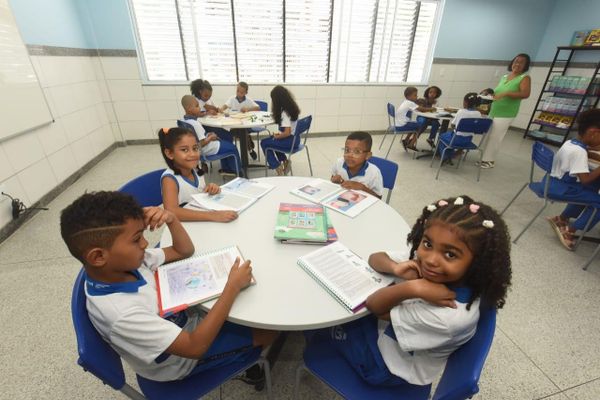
[274,203,328,243]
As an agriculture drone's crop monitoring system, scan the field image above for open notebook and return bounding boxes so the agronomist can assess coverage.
[190,178,274,213]
[297,242,394,313]
[155,246,254,317]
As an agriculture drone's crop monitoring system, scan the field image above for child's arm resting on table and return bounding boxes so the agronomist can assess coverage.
[368,252,421,280]
[161,176,238,223]
[366,279,456,317]
[340,180,382,199]
[142,207,195,263]
[166,258,252,358]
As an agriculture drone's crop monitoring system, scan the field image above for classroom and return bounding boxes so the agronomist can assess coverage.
[1,0,600,398]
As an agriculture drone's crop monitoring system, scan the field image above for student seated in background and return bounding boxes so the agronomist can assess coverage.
[60,191,277,387]
[159,127,238,223]
[397,86,436,151]
[180,95,242,177]
[478,88,495,115]
[220,82,261,161]
[190,79,233,143]
[331,131,383,199]
[435,92,483,163]
[546,109,600,250]
[415,86,443,148]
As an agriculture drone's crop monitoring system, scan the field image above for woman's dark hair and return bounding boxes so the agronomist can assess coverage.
[508,53,531,72]
[464,92,480,109]
[190,79,213,98]
[270,85,300,125]
[407,195,512,310]
[157,127,201,176]
[424,86,442,99]
[578,108,600,136]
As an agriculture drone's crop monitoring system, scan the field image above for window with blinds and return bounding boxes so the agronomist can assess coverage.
[129,0,443,84]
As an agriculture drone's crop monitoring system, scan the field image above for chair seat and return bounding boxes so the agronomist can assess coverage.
[250,126,267,132]
[303,333,431,400]
[439,138,478,150]
[137,347,262,400]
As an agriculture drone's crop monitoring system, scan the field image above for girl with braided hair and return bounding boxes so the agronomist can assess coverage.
[321,195,512,386]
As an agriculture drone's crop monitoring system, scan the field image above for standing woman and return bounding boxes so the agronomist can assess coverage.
[480,53,531,169]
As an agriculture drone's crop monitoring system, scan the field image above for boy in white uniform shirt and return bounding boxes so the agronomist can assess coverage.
[220,82,261,160]
[397,86,436,151]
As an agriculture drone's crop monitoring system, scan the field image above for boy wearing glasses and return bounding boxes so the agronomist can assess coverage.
[331,131,383,199]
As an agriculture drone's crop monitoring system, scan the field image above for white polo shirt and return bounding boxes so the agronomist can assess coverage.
[161,168,206,205]
[451,109,483,137]
[376,249,480,385]
[550,139,589,181]
[279,111,298,134]
[331,157,384,197]
[195,97,215,113]
[179,117,220,156]
[395,99,418,127]
[85,248,200,381]
[225,95,258,112]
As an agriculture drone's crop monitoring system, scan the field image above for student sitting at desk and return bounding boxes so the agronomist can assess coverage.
[60,191,277,388]
[415,86,443,148]
[331,131,383,199]
[180,95,242,177]
[436,92,483,163]
[397,86,436,151]
[191,79,233,143]
[220,82,261,161]
[158,127,238,223]
[546,109,600,250]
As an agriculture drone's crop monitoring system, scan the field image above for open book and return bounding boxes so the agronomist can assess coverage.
[274,203,328,244]
[291,179,379,218]
[297,242,394,313]
[155,246,254,317]
[190,178,274,213]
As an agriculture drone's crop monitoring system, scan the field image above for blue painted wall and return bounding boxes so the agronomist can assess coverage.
[434,0,555,60]
[76,0,136,50]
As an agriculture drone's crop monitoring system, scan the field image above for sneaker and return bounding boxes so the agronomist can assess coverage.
[249,149,258,160]
[235,365,266,391]
[275,165,285,176]
[480,161,495,169]
[283,159,292,175]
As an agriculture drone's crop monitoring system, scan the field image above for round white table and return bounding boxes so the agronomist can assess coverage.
[160,176,411,330]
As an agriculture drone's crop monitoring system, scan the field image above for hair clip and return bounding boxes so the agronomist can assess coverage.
[162,127,170,134]
[469,204,480,213]
[454,197,464,205]
[482,220,494,229]
[426,204,437,212]
[438,200,448,206]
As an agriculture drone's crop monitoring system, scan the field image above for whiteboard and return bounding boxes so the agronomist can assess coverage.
[0,0,53,141]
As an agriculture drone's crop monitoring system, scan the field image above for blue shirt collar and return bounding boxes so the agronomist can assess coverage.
[343,160,369,178]
[571,138,587,150]
[181,169,199,187]
[85,270,147,296]
[236,96,246,103]
[183,114,198,121]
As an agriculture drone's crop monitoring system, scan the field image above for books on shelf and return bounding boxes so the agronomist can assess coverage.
[155,246,254,317]
[190,178,274,213]
[290,179,379,218]
[296,242,394,313]
[274,203,329,244]
[571,30,590,47]
[583,29,600,46]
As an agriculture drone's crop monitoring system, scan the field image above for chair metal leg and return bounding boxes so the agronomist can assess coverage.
[435,147,448,180]
[120,384,145,400]
[477,153,483,182]
[305,147,313,176]
[260,357,273,400]
[385,190,392,204]
[513,202,548,243]
[379,128,390,150]
[500,183,528,215]
[573,208,597,251]
[582,243,600,270]
[384,133,398,159]
[293,362,306,400]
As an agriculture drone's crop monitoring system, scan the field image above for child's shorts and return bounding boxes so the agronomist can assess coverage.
[188,321,254,376]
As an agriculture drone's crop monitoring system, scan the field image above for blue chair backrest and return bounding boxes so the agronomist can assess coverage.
[433,307,497,400]
[119,169,165,207]
[387,102,395,119]
[532,141,554,173]
[454,118,493,135]
[71,269,126,390]
[368,156,398,190]
[255,100,268,112]
[294,115,312,137]
[177,119,200,140]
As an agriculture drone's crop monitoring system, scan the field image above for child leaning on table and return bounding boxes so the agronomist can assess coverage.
[331,131,383,199]
[220,82,261,161]
[318,195,511,386]
[398,86,436,151]
[436,92,483,162]
[190,79,234,143]
[60,191,277,386]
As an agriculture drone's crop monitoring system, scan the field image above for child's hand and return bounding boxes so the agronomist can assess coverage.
[207,109,218,116]
[143,207,175,231]
[204,183,221,195]
[207,132,218,141]
[412,279,457,308]
[341,181,365,191]
[241,107,248,113]
[226,257,253,292]
[391,260,421,280]
[331,174,344,184]
[210,210,238,222]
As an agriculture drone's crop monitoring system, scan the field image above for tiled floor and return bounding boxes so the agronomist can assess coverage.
[1,131,600,399]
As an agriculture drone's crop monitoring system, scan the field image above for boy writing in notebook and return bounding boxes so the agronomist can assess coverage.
[60,191,277,386]
[331,131,383,199]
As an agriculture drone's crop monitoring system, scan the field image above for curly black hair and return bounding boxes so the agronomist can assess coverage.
[407,195,512,310]
[60,191,144,263]
[190,79,212,98]
[270,85,300,126]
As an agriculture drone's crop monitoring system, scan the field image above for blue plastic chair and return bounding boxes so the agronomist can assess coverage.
[71,268,272,399]
[430,118,493,181]
[250,101,270,161]
[177,120,240,177]
[379,103,418,159]
[501,141,597,247]
[368,156,399,204]
[295,308,497,400]
[119,169,165,207]
[263,115,313,177]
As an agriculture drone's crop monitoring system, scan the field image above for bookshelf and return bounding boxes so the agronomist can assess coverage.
[524,46,600,146]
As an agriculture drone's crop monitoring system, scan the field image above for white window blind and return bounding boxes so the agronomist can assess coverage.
[129,0,443,84]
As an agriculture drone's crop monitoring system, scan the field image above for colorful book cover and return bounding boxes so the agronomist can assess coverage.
[584,29,600,46]
[571,30,590,46]
[274,203,328,243]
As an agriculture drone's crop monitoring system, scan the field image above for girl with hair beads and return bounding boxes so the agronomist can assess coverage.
[436,92,483,162]
[319,195,511,386]
[159,127,238,222]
